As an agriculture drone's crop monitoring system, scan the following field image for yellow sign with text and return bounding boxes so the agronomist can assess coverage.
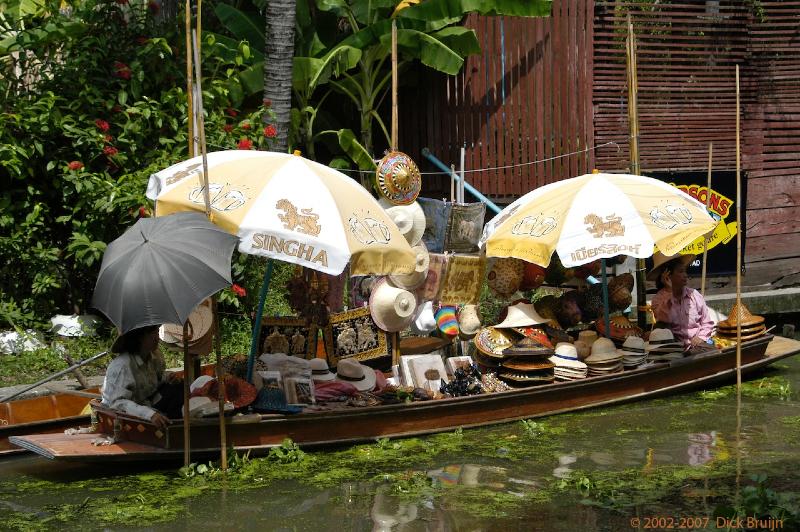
[669,183,736,255]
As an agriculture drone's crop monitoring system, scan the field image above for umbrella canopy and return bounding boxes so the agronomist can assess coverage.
[480,172,716,267]
[91,212,238,334]
[146,150,416,276]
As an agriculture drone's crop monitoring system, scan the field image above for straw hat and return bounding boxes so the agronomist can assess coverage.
[512,327,553,348]
[369,278,417,332]
[473,327,515,358]
[717,302,765,329]
[550,343,588,370]
[502,358,555,371]
[335,358,376,391]
[494,303,548,329]
[375,151,422,205]
[647,328,684,351]
[435,306,460,337]
[647,251,696,282]
[595,315,642,341]
[585,338,622,363]
[410,301,437,335]
[501,336,554,358]
[577,330,599,346]
[573,339,591,360]
[617,335,646,356]
[457,304,482,339]
[388,241,429,289]
[160,303,213,345]
[385,202,426,246]
[309,358,335,381]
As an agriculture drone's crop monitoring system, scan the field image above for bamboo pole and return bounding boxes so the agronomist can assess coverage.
[626,15,647,328]
[212,297,227,471]
[734,64,742,506]
[182,323,191,467]
[185,0,193,158]
[391,19,398,151]
[701,143,713,296]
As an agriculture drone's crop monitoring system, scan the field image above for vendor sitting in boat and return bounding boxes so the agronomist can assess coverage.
[101,325,182,429]
[648,252,715,350]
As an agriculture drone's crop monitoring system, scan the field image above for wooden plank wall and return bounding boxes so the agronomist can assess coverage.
[593,1,800,283]
[398,2,595,203]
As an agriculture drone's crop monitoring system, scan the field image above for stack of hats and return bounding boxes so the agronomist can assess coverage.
[473,326,516,370]
[595,315,643,347]
[498,336,556,386]
[574,330,598,360]
[715,302,766,341]
[617,336,648,369]
[549,343,588,381]
[646,328,685,362]
[584,338,624,376]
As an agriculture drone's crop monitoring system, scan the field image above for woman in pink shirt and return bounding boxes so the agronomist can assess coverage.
[648,252,715,349]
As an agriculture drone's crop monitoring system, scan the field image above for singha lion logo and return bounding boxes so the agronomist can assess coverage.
[584,213,625,238]
[276,199,321,236]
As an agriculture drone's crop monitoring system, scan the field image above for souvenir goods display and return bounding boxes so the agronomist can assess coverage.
[608,273,634,311]
[554,290,583,327]
[369,278,417,332]
[486,257,524,297]
[438,254,484,306]
[159,301,214,356]
[577,330,598,347]
[584,338,623,375]
[512,327,553,348]
[494,302,548,329]
[309,358,335,382]
[617,336,648,369]
[445,356,475,376]
[548,343,588,381]
[410,356,449,393]
[350,275,376,308]
[192,375,258,409]
[385,202,426,246]
[326,307,390,367]
[285,376,316,405]
[520,263,547,290]
[498,336,556,386]
[595,314,643,345]
[398,336,452,356]
[573,339,591,360]
[416,197,452,253]
[474,327,516,358]
[435,306,460,337]
[259,317,318,357]
[335,358,377,391]
[444,202,486,253]
[440,364,483,396]
[375,151,422,205]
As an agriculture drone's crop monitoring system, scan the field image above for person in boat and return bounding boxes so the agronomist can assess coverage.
[648,252,715,350]
[101,325,182,429]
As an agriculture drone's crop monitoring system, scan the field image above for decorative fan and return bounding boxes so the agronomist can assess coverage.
[374,151,421,205]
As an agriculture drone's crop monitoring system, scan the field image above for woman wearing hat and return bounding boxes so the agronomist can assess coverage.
[648,252,714,349]
[101,325,181,429]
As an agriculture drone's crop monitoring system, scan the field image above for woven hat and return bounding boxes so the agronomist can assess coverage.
[717,302,765,329]
[647,251,696,282]
[512,327,553,348]
[486,257,524,296]
[577,330,599,346]
[369,278,417,332]
[494,303,548,329]
[499,369,555,384]
[160,303,213,345]
[335,358,376,391]
[385,202,426,246]
[502,358,555,371]
[457,304,482,339]
[585,338,622,363]
[192,375,257,409]
[309,358,335,381]
[617,335,647,357]
[375,151,422,205]
[388,241,429,289]
[410,301,437,335]
[435,306,460,337]
[595,315,642,342]
[501,336,554,358]
[573,340,591,360]
[473,327,515,358]
[550,343,588,370]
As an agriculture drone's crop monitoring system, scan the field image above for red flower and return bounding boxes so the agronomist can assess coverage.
[237,138,252,150]
[67,161,84,171]
[262,98,272,109]
[103,146,119,156]
[226,107,238,117]
[231,284,246,297]
[263,124,277,138]
[241,121,251,130]
[223,124,233,133]
[113,61,132,80]
[138,206,149,218]
[112,105,122,113]
[95,119,110,132]
[104,134,113,143]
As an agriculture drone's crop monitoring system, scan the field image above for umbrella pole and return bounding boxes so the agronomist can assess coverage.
[626,16,647,328]
[701,143,713,296]
[212,296,228,471]
[247,259,274,383]
[182,323,191,467]
[601,259,611,338]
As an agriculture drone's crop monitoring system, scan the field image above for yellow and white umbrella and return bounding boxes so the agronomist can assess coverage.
[147,151,416,276]
[480,172,716,267]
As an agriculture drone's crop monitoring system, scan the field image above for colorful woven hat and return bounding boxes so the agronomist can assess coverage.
[435,306,459,336]
[502,336,555,358]
[512,326,553,348]
[375,151,422,205]
[474,327,515,358]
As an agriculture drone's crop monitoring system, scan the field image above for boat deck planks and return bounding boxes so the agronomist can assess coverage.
[9,335,800,463]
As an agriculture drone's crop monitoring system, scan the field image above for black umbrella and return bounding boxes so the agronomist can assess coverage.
[92,212,239,334]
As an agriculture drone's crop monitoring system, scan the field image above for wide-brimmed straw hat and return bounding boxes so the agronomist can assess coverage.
[369,278,417,332]
[473,327,515,358]
[494,303,548,329]
[160,303,213,345]
[335,358,376,391]
[647,328,684,351]
[385,202,426,246]
[647,251,696,282]
[550,343,589,370]
[309,358,335,381]
[585,338,622,363]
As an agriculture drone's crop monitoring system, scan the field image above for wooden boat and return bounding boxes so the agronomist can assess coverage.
[0,388,99,456]
[10,335,800,463]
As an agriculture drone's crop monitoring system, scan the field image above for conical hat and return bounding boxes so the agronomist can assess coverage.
[494,303,548,328]
[501,336,555,358]
[374,151,421,205]
[369,278,417,332]
[717,302,764,328]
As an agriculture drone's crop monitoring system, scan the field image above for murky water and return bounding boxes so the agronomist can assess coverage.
[1,355,799,531]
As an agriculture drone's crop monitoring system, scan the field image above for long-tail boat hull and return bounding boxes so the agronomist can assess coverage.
[10,335,800,463]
